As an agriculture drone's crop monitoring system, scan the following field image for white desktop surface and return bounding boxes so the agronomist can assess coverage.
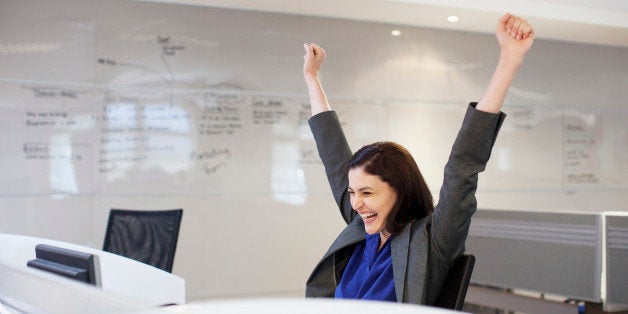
[0,233,185,308]
[0,260,151,313]
[135,298,464,314]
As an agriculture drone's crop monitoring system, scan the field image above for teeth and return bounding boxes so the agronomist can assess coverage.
[362,213,377,219]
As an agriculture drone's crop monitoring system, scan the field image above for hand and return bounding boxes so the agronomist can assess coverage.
[303,43,326,78]
[302,43,331,115]
[496,13,534,63]
[476,14,534,113]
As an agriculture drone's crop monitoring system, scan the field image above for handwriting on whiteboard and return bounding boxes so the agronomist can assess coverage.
[564,116,600,186]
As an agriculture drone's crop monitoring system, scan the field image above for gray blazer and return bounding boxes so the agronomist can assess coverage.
[305,103,505,305]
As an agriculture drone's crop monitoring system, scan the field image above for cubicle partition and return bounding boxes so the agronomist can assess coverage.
[605,214,628,308]
[466,209,602,302]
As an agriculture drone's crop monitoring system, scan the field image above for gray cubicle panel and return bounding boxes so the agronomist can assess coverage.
[606,215,628,308]
[466,209,602,302]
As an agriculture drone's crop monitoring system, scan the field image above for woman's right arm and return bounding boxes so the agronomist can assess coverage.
[304,43,355,224]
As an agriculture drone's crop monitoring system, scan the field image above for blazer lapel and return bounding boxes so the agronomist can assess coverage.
[392,223,412,302]
[392,219,430,303]
[321,218,365,261]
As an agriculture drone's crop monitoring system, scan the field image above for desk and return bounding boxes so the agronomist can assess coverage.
[0,260,150,313]
[134,298,463,314]
[0,233,185,312]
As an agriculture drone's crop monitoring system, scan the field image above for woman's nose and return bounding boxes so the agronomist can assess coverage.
[352,196,364,210]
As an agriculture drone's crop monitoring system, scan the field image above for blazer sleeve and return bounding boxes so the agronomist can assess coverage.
[430,102,506,263]
[308,111,356,224]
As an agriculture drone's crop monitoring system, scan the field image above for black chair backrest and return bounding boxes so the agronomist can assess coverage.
[103,209,183,273]
[434,254,475,311]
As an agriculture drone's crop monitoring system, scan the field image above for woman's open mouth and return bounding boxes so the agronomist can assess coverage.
[361,212,377,223]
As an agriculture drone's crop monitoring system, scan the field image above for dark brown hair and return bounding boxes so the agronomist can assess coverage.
[349,141,434,235]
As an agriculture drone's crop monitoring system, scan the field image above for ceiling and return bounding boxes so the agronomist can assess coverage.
[137,0,628,48]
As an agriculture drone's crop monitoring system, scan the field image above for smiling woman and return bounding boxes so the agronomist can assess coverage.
[348,166,398,241]
[348,141,432,246]
[301,13,534,306]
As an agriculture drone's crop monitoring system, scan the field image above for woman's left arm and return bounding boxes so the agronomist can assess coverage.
[477,13,534,113]
[430,13,533,263]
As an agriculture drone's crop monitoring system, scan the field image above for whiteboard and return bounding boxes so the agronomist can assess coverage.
[562,109,628,191]
[5,84,625,197]
[388,101,628,197]
[0,82,99,195]
[0,80,387,196]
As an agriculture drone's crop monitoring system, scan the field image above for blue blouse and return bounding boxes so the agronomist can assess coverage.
[334,233,396,302]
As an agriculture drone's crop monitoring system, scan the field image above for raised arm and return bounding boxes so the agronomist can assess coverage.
[303,43,332,115]
[430,14,533,263]
[304,43,355,224]
[477,13,534,113]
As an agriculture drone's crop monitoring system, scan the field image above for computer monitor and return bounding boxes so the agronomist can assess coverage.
[26,244,97,285]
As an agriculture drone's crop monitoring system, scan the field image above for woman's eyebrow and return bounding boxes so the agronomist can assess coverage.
[348,186,373,191]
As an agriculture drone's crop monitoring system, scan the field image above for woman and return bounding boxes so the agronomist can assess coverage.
[302,13,534,305]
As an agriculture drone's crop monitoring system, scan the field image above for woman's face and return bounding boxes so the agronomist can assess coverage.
[348,167,398,235]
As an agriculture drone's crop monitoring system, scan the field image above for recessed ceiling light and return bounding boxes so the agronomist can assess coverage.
[391,30,402,36]
[447,15,459,23]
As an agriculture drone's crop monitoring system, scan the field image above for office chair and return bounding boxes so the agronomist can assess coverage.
[434,254,476,311]
[103,209,183,273]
